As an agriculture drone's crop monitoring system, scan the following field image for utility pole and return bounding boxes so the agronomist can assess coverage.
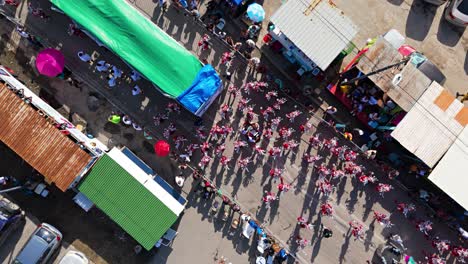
[339,57,410,86]
[0,186,23,194]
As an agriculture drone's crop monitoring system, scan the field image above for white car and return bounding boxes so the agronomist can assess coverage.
[59,250,89,264]
[445,0,468,26]
[13,223,62,264]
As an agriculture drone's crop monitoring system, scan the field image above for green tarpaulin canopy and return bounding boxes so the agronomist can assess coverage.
[51,0,202,97]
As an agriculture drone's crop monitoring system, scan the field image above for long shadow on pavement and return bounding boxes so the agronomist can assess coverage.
[436,15,465,47]
[338,229,352,264]
[405,0,437,41]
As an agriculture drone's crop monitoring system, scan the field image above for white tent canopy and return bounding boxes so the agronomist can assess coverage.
[428,126,468,211]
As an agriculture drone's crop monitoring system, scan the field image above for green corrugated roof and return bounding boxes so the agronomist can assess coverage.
[79,154,178,250]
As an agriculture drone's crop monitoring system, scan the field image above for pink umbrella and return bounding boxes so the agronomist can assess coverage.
[36,48,65,77]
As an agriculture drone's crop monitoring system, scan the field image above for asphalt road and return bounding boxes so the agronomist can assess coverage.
[0,209,80,264]
[0,1,465,264]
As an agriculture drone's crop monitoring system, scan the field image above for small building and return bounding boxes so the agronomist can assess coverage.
[270,0,358,72]
[77,147,186,250]
[389,81,468,210]
[390,82,467,168]
[356,37,432,112]
[0,66,104,191]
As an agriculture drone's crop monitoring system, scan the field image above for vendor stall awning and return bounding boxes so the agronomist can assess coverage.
[428,126,468,211]
[50,0,221,116]
[78,148,185,250]
[270,0,358,70]
[391,82,467,167]
[357,37,432,112]
[0,83,92,191]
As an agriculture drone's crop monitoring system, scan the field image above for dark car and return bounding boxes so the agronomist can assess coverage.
[0,194,25,246]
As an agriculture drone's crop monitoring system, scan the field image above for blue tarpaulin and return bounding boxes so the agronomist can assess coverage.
[177,65,222,116]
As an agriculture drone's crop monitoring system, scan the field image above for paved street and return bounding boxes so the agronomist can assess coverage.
[0,204,81,264]
[0,0,466,264]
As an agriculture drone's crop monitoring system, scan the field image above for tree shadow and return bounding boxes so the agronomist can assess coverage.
[436,15,465,47]
[405,0,437,41]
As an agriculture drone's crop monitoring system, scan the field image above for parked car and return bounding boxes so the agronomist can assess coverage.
[13,223,62,264]
[0,194,25,246]
[444,0,468,26]
[423,0,447,5]
[58,250,89,264]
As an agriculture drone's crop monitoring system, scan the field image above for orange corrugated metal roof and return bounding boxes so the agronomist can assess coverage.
[0,84,92,191]
[434,90,454,111]
[455,107,468,127]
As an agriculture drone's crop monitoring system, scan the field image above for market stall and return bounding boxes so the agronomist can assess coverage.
[0,66,104,191]
[51,0,222,116]
[268,0,358,75]
[77,147,186,250]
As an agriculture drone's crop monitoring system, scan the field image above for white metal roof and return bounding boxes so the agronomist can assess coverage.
[107,148,185,215]
[391,82,465,167]
[270,0,358,70]
[428,126,468,211]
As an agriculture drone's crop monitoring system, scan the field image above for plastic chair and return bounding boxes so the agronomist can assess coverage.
[216,18,226,31]
[274,78,283,90]
[312,67,320,76]
[161,228,178,246]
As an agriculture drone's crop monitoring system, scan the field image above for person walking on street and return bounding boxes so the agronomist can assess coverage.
[248,57,260,71]
[159,0,168,13]
[246,39,256,48]
[96,60,110,72]
[322,225,333,238]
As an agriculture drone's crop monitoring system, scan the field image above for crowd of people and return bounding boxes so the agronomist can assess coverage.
[8,0,465,261]
[339,74,402,129]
